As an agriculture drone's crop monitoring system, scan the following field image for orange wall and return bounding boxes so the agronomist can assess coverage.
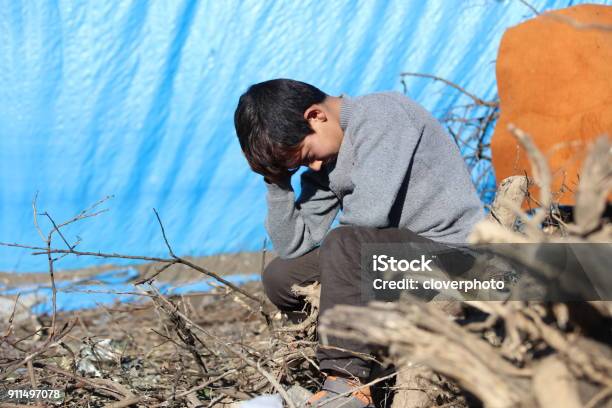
[491,4,612,205]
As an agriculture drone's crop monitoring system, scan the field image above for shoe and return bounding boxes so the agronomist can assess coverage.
[305,375,374,407]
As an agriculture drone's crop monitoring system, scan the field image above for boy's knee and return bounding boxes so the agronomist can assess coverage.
[319,226,366,261]
[262,258,288,303]
[262,257,312,310]
[321,226,355,248]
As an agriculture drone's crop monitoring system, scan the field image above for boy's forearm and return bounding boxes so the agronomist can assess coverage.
[264,174,339,259]
[265,184,315,258]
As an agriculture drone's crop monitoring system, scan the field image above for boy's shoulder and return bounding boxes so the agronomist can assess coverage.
[351,91,421,114]
[348,91,430,126]
[352,90,405,105]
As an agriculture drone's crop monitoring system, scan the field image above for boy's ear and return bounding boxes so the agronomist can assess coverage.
[304,105,327,122]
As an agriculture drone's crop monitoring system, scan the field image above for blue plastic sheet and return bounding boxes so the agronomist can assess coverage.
[0,268,260,313]
[1,0,610,272]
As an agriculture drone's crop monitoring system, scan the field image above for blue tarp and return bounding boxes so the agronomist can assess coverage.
[1,0,609,272]
[0,268,260,313]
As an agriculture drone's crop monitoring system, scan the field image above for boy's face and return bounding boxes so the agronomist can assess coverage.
[290,102,344,172]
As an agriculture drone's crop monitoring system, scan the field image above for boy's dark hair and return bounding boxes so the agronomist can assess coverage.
[234,78,327,184]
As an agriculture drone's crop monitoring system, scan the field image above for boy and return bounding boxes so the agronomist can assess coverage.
[234,79,484,407]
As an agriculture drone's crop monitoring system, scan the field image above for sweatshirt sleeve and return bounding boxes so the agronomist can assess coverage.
[264,168,340,259]
[339,94,424,227]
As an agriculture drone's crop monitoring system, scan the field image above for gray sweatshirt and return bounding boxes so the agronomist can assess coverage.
[265,91,485,258]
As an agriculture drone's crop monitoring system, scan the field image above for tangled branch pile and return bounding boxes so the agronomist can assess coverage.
[1,200,325,406]
[1,277,327,407]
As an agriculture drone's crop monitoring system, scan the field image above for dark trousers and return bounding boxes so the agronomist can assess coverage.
[262,226,435,380]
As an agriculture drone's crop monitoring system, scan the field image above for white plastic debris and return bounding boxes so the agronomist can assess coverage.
[287,384,314,406]
[0,295,37,324]
[239,385,313,408]
[77,338,122,377]
[240,394,282,408]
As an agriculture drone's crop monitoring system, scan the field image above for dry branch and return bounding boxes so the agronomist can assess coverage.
[572,136,612,235]
[320,301,529,408]
[487,175,529,228]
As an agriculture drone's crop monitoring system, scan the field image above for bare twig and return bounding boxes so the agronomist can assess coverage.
[400,72,498,107]
[43,212,73,250]
[517,0,540,15]
[571,136,612,235]
[32,192,46,242]
[153,208,176,258]
[508,124,552,229]
[0,242,263,303]
[56,194,114,230]
[26,359,37,388]
[1,294,20,339]
[134,261,178,285]
[43,214,58,340]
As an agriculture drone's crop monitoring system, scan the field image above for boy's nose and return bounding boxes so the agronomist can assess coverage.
[308,160,323,171]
